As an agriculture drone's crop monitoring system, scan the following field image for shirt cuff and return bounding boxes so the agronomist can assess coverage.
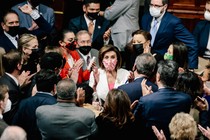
[29,9,40,20]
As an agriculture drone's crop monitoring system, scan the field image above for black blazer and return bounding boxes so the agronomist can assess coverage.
[68,15,111,50]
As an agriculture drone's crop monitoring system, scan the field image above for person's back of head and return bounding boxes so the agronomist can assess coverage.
[175,71,203,101]
[157,60,179,87]
[169,112,197,140]
[56,79,76,101]
[39,52,64,71]
[35,69,58,93]
[0,126,27,140]
[101,89,135,128]
[134,53,156,77]
[2,50,22,74]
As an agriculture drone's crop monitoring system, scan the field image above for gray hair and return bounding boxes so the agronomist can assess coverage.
[56,79,77,100]
[134,53,156,77]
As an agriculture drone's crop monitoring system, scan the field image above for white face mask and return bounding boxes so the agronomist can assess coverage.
[4,99,11,113]
[149,6,162,18]
[204,10,210,21]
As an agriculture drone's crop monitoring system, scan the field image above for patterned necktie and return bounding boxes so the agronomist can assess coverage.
[150,19,158,47]
[88,21,94,35]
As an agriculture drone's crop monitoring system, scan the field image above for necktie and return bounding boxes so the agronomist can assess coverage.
[88,21,94,35]
[87,56,90,66]
[150,19,158,47]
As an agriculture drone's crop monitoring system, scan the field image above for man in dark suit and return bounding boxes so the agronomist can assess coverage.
[118,53,158,104]
[0,6,52,53]
[133,60,192,140]
[68,0,111,50]
[0,50,30,124]
[141,0,198,69]
[193,0,210,59]
[12,69,58,140]
[36,78,98,139]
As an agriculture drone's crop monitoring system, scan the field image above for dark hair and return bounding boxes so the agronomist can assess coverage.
[35,69,58,92]
[99,44,122,70]
[172,42,188,69]
[39,52,64,70]
[0,84,9,101]
[157,60,179,87]
[53,29,75,46]
[1,9,19,23]
[2,50,22,73]
[56,79,76,100]
[99,89,135,128]
[175,71,203,101]
[83,0,100,6]
[132,29,152,42]
[77,83,94,104]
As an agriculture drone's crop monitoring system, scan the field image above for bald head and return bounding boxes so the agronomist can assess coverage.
[0,126,27,140]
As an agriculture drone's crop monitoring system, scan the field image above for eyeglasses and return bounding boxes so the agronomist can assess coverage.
[150,4,164,8]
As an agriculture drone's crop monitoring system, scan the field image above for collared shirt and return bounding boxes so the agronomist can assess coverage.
[150,10,166,32]
[0,114,3,119]
[5,72,19,86]
[4,31,18,48]
[84,14,96,39]
[36,91,53,96]
[78,51,91,65]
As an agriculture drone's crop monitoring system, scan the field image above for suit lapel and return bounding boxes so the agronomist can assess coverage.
[93,19,101,41]
[80,16,88,30]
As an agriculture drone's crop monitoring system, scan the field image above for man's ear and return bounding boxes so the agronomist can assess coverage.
[156,73,160,82]
[83,5,87,12]
[132,64,136,72]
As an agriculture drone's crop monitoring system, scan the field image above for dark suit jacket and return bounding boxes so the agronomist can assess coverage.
[0,15,52,53]
[118,77,158,103]
[134,88,192,140]
[12,92,57,140]
[193,20,210,56]
[0,74,22,124]
[68,15,110,50]
[141,12,198,69]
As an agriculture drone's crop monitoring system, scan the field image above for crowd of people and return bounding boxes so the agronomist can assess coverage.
[0,0,210,140]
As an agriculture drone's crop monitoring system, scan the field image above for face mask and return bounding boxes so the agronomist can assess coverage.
[103,59,117,71]
[28,48,41,63]
[149,6,162,18]
[30,0,41,7]
[78,46,91,55]
[65,41,77,51]
[204,11,210,21]
[4,99,11,113]
[133,44,144,55]
[164,52,173,60]
[87,12,99,20]
[7,26,19,37]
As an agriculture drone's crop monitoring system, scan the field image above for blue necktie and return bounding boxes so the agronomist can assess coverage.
[150,19,158,47]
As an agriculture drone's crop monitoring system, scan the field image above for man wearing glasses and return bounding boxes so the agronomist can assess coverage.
[141,0,198,70]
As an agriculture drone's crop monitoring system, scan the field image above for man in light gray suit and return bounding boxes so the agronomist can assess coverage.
[12,0,55,36]
[36,78,98,140]
[99,0,140,51]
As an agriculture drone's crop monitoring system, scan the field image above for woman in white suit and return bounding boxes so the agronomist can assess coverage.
[89,44,130,102]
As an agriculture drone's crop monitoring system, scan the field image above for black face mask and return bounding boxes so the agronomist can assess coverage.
[78,46,91,55]
[7,26,19,37]
[29,48,42,63]
[66,41,77,51]
[87,12,99,20]
[30,0,41,7]
[133,44,144,55]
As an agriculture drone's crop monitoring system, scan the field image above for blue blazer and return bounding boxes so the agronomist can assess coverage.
[193,20,210,56]
[141,12,198,69]
[134,88,192,140]
[118,77,158,103]
[68,15,110,50]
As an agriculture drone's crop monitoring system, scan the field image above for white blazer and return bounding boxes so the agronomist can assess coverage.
[89,68,130,101]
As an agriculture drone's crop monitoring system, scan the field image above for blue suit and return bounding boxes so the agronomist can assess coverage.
[12,92,57,140]
[134,88,192,140]
[12,1,55,37]
[68,15,110,50]
[193,20,210,56]
[141,12,198,69]
[118,77,158,103]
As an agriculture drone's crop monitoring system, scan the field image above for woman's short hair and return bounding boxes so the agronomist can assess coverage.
[132,29,152,41]
[169,112,197,140]
[18,33,37,51]
[98,44,122,69]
